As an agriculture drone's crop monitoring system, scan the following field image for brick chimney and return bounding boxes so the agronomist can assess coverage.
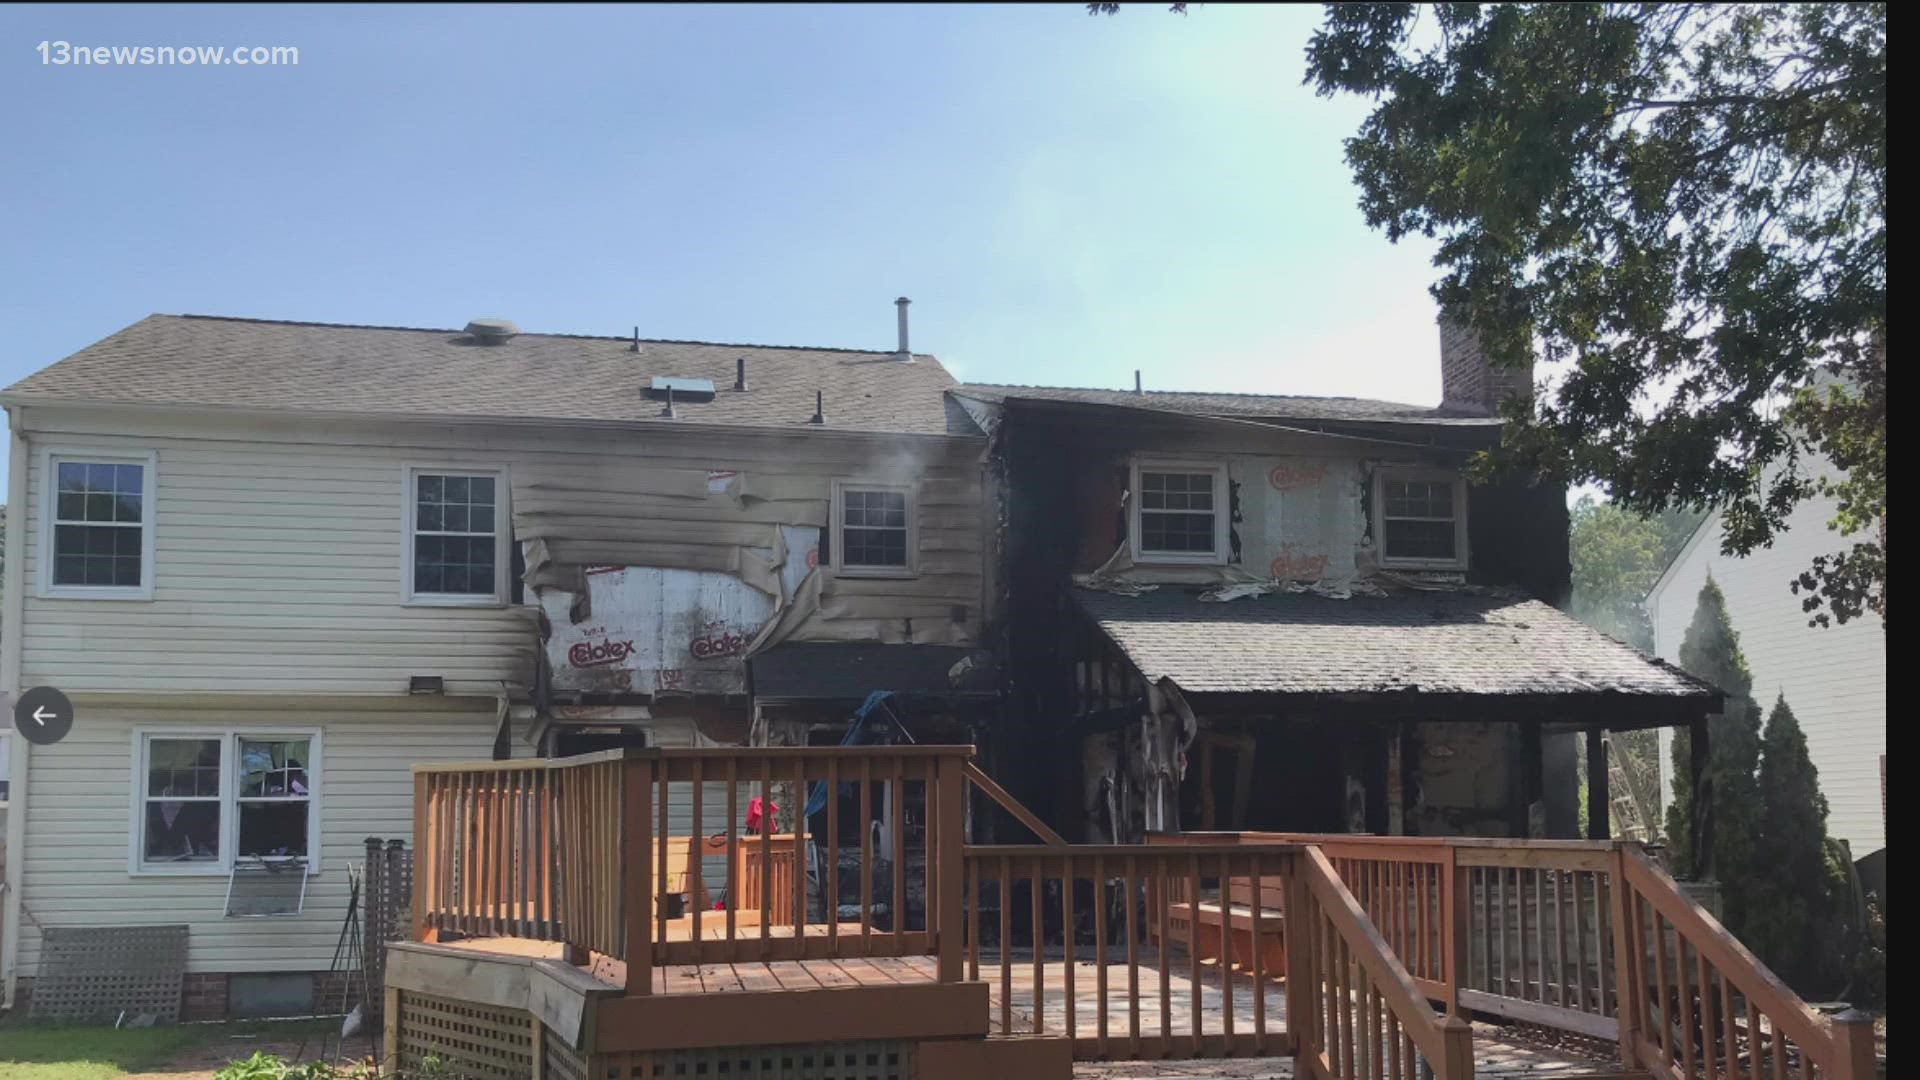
[1438,317,1532,416]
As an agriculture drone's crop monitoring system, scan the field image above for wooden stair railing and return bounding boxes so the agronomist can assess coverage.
[1293,846,1474,1080]
[1617,846,1877,1080]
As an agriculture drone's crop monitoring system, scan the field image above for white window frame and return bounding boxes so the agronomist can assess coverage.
[830,478,918,579]
[1372,467,1470,571]
[128,728,324,876]
[402,465,510,606]
[36,447,158,601]
[1130,459,1231,566]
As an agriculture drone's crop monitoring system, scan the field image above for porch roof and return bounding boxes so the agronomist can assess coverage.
[1074,586,1717,706]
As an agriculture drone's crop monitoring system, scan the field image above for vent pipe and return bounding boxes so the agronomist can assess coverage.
[1134,370,1142,394]
[894,297,912,361]
[735,356,749,391]
[810,390,825,425]
[659,385,677,419]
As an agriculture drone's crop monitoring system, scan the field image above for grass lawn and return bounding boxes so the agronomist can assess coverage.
[0,1019,336,1080]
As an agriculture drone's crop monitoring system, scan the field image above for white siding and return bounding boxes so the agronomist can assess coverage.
[1648,494,1887,856]
[15,407,984,697]
[14,704,497,974]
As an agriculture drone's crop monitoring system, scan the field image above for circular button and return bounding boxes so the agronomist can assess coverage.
[14,686,75,746]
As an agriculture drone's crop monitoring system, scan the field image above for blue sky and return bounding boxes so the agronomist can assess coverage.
[0,3,1453,485]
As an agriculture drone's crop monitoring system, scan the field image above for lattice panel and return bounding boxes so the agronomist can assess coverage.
[29,924,188,1023]
[603,1041,913,1080]
[394,989,535,1080]
[544,1022,591,1080]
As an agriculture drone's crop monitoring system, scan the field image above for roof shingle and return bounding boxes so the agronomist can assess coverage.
[3,314,973,436]
[1075,587,1714,698]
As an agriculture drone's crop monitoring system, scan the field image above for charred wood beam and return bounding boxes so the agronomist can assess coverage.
[1586,727,1610,840]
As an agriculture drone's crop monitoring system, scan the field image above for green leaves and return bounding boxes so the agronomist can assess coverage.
[1310,3,1885,626]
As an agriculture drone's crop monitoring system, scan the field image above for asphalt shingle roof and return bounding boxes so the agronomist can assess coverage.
[955,384,1504,426]
[3,315,974,436]
[1075,587,1714,698]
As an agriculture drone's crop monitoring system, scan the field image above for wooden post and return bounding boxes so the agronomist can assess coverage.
[411,772,433,943]
[622,755,654,996]
[1587,728,1611,840]
[933,753,967,982]
[1832,1008,1879,1080]
[1519,722,1544,838]
[1606,846,1640,1069]
[1689,715,1714,880]
[1438,1014,1475,1080]
[1444,849,1469,1016]
[1284,852,1315,1062]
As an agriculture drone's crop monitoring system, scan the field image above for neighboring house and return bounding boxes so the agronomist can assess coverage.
[1645,484,1888,862]
[950,322,1722,845]
[0,306,992,1015]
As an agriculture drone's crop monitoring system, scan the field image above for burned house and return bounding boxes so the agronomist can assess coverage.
[953,323,1723,845]
[0,303,995,1013]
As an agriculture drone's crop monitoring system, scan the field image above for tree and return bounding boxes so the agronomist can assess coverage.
[1664,577,1762,937]
[1306,4,1886,628]
[1569,494,1702,650]
[1747,694,1848,994]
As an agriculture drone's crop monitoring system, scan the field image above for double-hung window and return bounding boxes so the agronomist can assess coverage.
[831,480,915,577]
[134,731,320,873]
[405,468,506,603]
[1374,469,1468,569]
[1131,460,1229,564]
[41,450,157,599]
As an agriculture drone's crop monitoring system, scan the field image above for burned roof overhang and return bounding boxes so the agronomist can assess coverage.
[748,643,1000,706]
[1176,688,1723,731]
[987,395,1502,453]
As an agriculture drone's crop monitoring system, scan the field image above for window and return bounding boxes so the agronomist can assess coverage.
[237,738,313,860]
[405,469,505,603]
[831,480,915,576]
[1375,470,1468,568]
[1131,461,1228,564]
[40,450,156,599]
[132,731,322,874]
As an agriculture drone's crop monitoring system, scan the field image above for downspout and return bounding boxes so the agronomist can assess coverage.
[3,409,32,1008]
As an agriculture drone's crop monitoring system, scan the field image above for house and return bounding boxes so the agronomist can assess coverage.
[1645,481,1888,868]
[951,321,1723,848]
[0,304,993,1016]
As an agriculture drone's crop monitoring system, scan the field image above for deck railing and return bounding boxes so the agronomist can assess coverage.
[1294,846,1474,1080]
[413,746,972,995]
[1156,831,1877,1080]
[963,842,1301,1060]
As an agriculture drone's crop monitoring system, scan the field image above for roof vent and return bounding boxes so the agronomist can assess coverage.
[464,317,519,344]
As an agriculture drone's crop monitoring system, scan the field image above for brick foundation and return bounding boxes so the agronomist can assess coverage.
[181,972,230,1021]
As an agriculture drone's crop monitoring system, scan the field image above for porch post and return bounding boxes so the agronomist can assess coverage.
[1518,722,1544,837]
[1689,714,1713,879]
[1586,728,1610,840]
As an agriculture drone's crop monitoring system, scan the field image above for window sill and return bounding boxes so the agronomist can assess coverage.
[404,594,508,609]
[129,863,323,878]
[1133,552,1228,567]
[832,566,918,580]
[1378,560,1469,573]
[39,586,153,601]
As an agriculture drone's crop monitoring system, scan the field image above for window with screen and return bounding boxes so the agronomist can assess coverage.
[1133,463,1226,562]
[835,483,913,574]
[46,454,152,595]
[141,736,224,867]
[1378,473,1465,567]
[409,470,501,600]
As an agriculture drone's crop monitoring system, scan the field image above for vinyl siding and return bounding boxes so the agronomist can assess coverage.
[14,406,985,697]
[1648,493,1887,856]
[14,705,497,974]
